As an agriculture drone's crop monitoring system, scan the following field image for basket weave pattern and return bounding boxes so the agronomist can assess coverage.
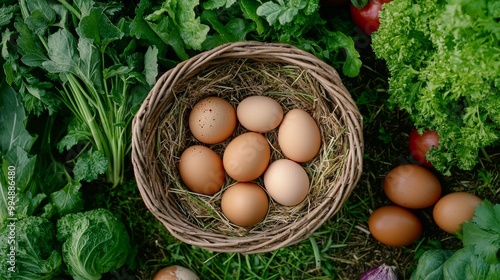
[132,42,364,253]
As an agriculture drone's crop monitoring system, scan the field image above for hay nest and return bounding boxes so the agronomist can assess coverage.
[132,42,363,254]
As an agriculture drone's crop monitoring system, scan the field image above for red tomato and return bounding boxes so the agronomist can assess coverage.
[350,0,392,36]
[409,129,439,167]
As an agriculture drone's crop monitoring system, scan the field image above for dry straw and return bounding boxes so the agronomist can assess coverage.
[132,42,364,254]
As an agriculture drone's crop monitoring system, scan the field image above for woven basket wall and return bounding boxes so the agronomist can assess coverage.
[131,41,364,254]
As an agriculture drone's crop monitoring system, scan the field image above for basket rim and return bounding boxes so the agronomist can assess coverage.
[131,41,364,254]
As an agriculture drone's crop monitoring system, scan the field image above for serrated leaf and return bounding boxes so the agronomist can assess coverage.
[24,0,56,35]
[471,200,500,233]
[461,200,500,264]
[25,10,52,35]
[15,22,49,67]
[256,2,283,25]
[42,29,79,74]
[73,149,108,182]
[76,7,123,46]
[57,118,90,152]
[0,5,18,28]
[26,0,56,23]
[149,0,209,51]
[23,83,60,116]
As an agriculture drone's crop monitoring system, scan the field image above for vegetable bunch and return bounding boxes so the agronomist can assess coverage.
[0,209,131,279]
[131,0,362,77]
[3,0,158,187]
[372,0,500,174]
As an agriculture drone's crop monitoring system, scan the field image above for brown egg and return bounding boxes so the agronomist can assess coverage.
[263,159,309,206]
[221,182,269,227]
[236,95,284,132]
[433,192,482,234]
[383,164,441,209]
[153,265,199,280]
[188,96,237,144]
[278,109,321,162]
[368,205,422,247]
[223,132,270,182]
[178,145,225,195]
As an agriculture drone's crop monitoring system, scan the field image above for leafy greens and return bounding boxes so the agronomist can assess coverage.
[131,0,362,77]
[372,0,500,174]
[0,216,62,279]
[7,0,158,186]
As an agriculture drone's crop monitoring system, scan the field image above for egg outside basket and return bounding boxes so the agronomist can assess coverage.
[131,41,364,254]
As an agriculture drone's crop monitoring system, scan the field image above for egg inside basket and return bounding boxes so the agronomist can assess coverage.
[132,42,363,253]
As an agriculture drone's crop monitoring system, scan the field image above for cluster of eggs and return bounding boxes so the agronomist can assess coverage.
[368,164,482,247]
[177,96,321,227]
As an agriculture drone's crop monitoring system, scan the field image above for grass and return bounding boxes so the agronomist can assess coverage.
[85,36,500,280]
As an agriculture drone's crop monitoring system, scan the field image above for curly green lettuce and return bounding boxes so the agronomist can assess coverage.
[372,0,500,174]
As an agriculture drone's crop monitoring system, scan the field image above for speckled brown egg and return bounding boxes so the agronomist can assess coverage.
[383,164,442,209]
[221,182,269,227]
[433,192,482,234]
[188,96,237,144]
[368,205,422,247]
[178,145,225,195]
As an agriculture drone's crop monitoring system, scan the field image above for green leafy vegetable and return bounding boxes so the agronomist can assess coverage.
[257,0,308,25]
[56,208,131,280]
[132,0,361,77]
[203,0,237,10]
[0,216,62,279]
[47,179,85,217]
[0,80,37,156]
[410,249,454,280]
[372,0,500,174]
[443,246,500,280]
[0,81,43,225]
[133,0,209,60]
[461,200,500,264]
[73,149,108,182]
[12,0,158,186]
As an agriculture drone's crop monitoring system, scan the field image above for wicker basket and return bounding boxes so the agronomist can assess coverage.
[131,41,363,254]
